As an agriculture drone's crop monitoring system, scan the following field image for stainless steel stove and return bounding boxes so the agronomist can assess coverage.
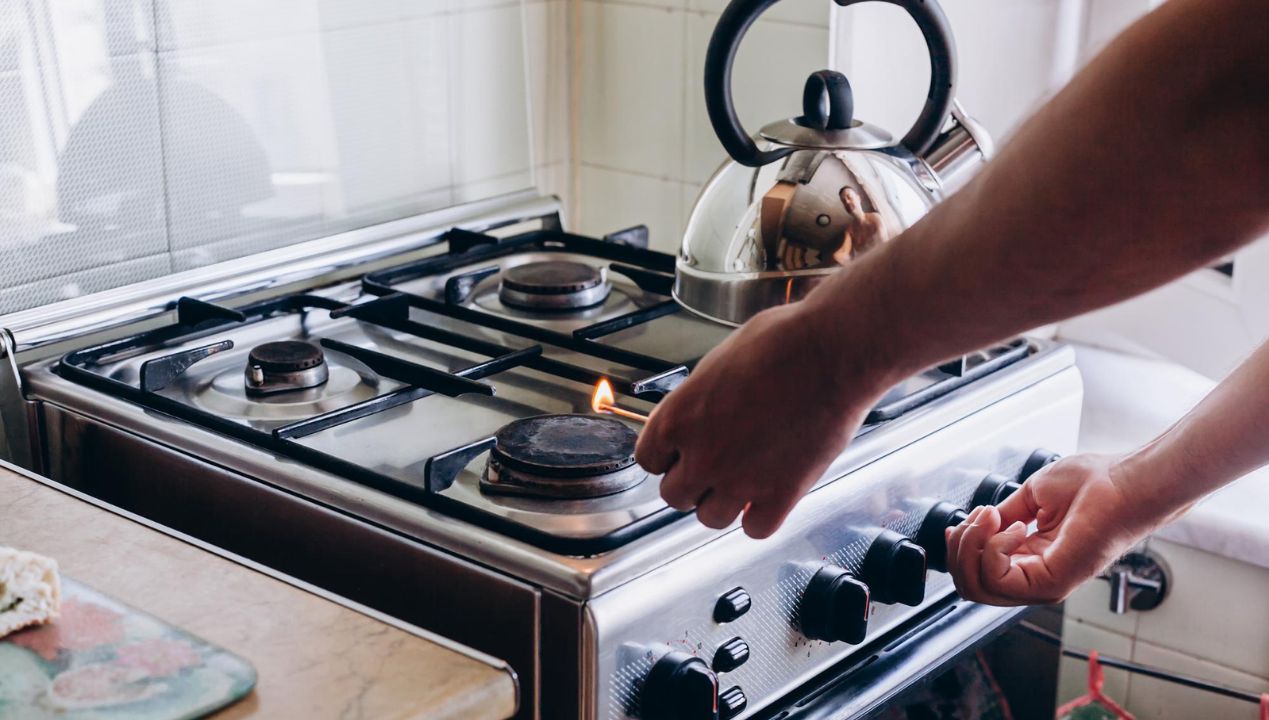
[2,193,1082,719]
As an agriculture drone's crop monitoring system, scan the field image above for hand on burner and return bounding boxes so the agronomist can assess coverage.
[945,454,1153,606]
[635,301,893,538]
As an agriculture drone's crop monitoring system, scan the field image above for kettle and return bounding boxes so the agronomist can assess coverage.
[676,0,992,326]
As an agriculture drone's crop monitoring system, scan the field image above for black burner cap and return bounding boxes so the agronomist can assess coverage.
[492,414,637,478]
[248,340,326,373]
[502,261,604,295]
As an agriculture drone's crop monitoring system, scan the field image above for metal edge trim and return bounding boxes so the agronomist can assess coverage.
[0,456,522,707]
[1,191,561,355]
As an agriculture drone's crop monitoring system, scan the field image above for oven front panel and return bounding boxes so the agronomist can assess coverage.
[587,367,1082,720]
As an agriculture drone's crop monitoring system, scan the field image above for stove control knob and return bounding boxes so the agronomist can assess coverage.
[915,502,970,573]
[712,637,750,673]
[861,530,928,606]
[719,686,748,720]
[799,566,870,644]
[972,472,1022,508]
[713,587,752,624]
[641,651,720,720]
[1019,449,1061,482]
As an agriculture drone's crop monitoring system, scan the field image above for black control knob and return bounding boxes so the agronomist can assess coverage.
[971,472,1021,508]
[719,686,748,720]
[1019,449,1061,482]
[713,587,752,624]
[712,637,750,673]
[915,502,970,573]
[799,566,870,644]
[641,651,719,720]
[860,530,928,606]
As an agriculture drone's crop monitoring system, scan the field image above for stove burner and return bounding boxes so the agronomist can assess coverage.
[499,261,611,311]
[245,340,330,395]
[481,414,647,499]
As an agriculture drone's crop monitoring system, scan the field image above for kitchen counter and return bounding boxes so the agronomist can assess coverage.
[0,461,518,719]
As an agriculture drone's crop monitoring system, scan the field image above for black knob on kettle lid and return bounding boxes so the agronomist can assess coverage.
[797,70,855,131]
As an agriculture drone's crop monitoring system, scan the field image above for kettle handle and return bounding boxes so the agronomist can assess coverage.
[704,0,957,167]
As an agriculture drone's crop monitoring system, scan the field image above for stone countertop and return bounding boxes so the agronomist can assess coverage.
[0,461,519,720]
[1072,343,1269,570]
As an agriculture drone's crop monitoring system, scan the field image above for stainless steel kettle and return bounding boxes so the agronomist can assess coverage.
[676,0,992,326]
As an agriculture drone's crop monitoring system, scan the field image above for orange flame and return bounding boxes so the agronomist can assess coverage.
[591,379,650,423]
[592,378,615,414]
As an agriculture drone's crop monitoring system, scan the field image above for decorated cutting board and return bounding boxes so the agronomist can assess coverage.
[0,578,256,720]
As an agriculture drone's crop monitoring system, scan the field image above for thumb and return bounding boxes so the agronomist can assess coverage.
[995,480,1039,528]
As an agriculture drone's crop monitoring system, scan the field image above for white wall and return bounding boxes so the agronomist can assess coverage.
[0,0,541,315]
[567,0,834,252]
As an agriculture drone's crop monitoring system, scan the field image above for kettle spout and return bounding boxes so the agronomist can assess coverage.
[922,101,994,195]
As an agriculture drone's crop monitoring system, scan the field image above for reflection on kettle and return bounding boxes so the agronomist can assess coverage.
[677,0,994,326]
[755,149,902,272]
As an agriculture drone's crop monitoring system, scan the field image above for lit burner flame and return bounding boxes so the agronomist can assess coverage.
[591,379,650,424]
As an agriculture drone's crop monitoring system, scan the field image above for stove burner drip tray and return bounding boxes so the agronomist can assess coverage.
[498,261,611,311]
[482,414,647,499]
[245,340,330,395]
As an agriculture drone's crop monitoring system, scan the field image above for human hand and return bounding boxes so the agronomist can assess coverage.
[946,454,1160,605]
[634,301,894,538]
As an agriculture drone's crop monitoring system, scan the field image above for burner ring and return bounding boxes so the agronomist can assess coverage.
[248,341,326,373]
[245,340,329,396]
[491,414,637,478]
[499,261,611,311]
[481,415,647,499]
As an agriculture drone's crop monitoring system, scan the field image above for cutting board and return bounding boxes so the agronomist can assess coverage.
[0,578,256,720]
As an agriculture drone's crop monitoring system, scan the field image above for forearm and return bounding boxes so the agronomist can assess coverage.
[1117,341,1269,526]
[803,0,1269,387]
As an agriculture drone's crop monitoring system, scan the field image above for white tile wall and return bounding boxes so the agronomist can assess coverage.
[1127,641,1269,720]
[579,2,687,179]
[577,164,684,253]
[1060,538,1269,717]
[0,0,540,315]
[570,0,831,245]
[833,0,1086,144]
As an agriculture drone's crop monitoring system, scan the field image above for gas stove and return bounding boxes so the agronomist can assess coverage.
[5,194,1082,719]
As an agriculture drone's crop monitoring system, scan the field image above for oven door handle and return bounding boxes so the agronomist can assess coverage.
[758,598,1025,719]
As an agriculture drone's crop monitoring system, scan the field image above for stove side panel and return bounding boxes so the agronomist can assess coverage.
[38,404,541,719]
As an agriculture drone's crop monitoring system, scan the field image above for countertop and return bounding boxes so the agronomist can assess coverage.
[0,461,519,719]
[1072,343,1269,570]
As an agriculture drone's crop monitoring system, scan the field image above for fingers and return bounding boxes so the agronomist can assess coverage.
[980,521,1029,594]
[659,463,703,512]
[635,405,678,475]
[955,506,1003,601]
[741,496,797,539]
[695,491,748,530]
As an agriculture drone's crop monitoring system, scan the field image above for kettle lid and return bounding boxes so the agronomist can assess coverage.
[759,70,893,151]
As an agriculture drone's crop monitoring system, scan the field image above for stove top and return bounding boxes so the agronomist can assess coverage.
[52,227,1032,556]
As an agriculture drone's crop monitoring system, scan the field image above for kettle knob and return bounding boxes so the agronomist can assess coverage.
[797,71,854,131]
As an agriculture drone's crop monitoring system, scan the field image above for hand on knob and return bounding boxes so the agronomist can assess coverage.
[945,454,1162,606]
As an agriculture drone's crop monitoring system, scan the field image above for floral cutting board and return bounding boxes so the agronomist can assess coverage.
[0,578,256,720]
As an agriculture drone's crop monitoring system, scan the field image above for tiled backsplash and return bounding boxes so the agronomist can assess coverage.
[569,0,833,252]
[0,0,538,315]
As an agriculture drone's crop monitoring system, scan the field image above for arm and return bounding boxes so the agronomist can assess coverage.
[810,0,1269,384]
[636,0,1269,538]
[949,339,1269,605]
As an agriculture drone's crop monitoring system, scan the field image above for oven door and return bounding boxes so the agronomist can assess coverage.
[752,596,1062,719]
